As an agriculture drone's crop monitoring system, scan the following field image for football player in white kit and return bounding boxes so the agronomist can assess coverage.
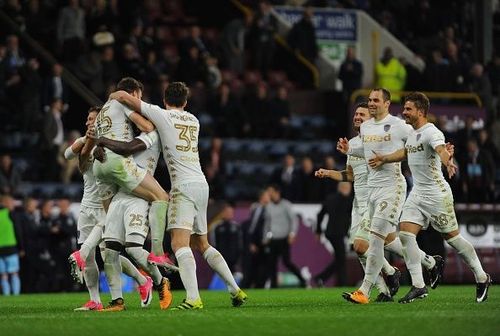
[337,88,439,304]
[316,101,441,301]
[369,92,491,303]
[109,82,247,310]
[94,130,175,311]
[65,107,162,311]
[91,77,172,268]
[315,102,393,300]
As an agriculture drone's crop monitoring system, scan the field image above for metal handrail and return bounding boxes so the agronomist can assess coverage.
[350,89,483,107]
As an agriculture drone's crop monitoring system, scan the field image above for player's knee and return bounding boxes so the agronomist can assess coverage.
[105,240,123,252]
[353,239,368,255]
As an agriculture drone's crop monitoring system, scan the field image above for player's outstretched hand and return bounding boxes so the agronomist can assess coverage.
[109,90,127,101]
[368,151,384,168]
[314,168,330,178]
[336,137,349,155]
[446,159,458,178]
[93,145,106,163]
[445,142,455,157]
[86,124,96,139]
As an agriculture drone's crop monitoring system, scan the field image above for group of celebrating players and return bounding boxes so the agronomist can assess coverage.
[317,88,491,304]
[65,78,490,311]
[65,78,247,311]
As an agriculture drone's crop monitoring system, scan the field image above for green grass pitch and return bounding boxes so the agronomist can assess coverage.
[0,286,498,336]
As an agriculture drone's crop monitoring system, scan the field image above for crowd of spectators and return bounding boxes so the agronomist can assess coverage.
[0,0,498,202]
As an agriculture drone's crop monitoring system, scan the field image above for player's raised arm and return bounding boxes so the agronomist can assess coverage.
[109,91,155,133]
[315,165,354,182]
[368,148,407,168]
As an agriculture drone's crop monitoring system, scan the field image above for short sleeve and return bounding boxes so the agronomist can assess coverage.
[140,101,164,122]
[136,130,158,149]
[397,121,413,142]
[429,129,446,149]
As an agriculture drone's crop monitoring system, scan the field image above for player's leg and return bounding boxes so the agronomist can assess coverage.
[101,240,125,311]
[122,198,171,309]
[0,256,11,295]
[171,228,203,309]
[443,229,490,302]
[385,231,439,273]
[131,174,169,260]
[398,222,429,303]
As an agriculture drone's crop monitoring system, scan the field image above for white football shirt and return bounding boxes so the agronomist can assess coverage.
[95,99,134,141]
[347,135,369,206]
[359,114,412,187]
[140,102,207,186]
[134,130,161,175]
[81,155,103,209]
[406,123,450,193]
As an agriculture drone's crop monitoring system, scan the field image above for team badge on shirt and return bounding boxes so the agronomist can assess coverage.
[417,134,421,141]
[384,124,391,132]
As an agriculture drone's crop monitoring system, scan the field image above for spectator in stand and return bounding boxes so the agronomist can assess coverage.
[269,86,291,138]
[86,0,118,36]
[205,164,225,200]
[424,49,452,92]
[459,138,496,203]
[57,0,86,62]
[338,46,363,103]
[469,63,494,124]
[4,35,25,74]
[212,204,241,272]
[0,194,23,295]
[375,47,406,101]
[314,182,353,287]
[252,0,278,77]
[179,25,211,59]
[100,46,121,92]
[119,43,145,80]
[42,99,65,181]
[287,6,318,64]
[50,198,77,292]
[15,197,38,293]
[202,137,226,176]
[298,156,322,203]
[486,54,500,121]
[208,82,244,137]
[175,45,208,86]
[43,63,68,112]
[0,155,22,196]
[241,189,270,288]
[455,115,479,154]
[245,82,272,137]
[445,41,469,92]
[221,14,253,74]
[270,154,301,202]
[478,129,500,163]
[19,58,42,132]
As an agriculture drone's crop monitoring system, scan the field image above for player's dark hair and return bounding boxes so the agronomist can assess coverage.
[164,82,189,107]
[355,101,368,109]
[88,105,101,114]
[116,77,144,94]
[404,91,430,116]
[372,88,391,102]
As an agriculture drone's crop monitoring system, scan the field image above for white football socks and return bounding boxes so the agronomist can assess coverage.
[103,248,123,300]
[203,246,239,295]
[176,247,200,301]
[400,231,425,288]
[359,234,385,296]
[447,235,488,283]
[119,255,146,286]
[385,236,436,270]
[80,224,104,261]
[126,246,163,286]
[83,247,101,303]
[150,201,168,256]
[358,253,390,296]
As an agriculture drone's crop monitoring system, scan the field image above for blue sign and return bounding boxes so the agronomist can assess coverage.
[274,7,357,42]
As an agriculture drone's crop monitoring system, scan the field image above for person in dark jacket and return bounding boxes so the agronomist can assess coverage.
[241,189,270,288]
[287,7,318,63]
[314,182,353,286]
[213,204,241,272]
